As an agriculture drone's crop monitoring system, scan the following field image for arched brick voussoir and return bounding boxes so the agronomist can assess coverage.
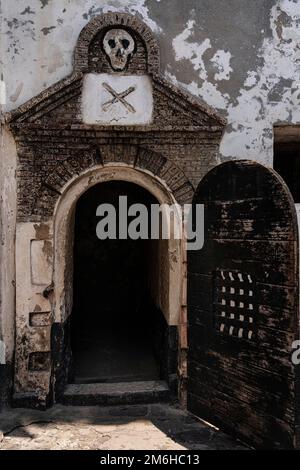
[44,147,102,192]
[134,147,194,205]
[32,146,194,221]
[33,184,60,219]
[74,12,160,74]
[33,146,102,220]
[100,145,194,204]
[101,143,138,166]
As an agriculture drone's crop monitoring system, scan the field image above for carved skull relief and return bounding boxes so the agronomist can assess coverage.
[103,28,135,71]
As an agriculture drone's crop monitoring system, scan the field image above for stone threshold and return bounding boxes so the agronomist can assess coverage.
[62,380,170,406]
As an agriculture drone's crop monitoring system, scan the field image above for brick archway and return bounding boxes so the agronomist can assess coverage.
[51,164,185,402]
[8,8,225,410]
[34,146,194,220]
[53,163,184,326]
[14,163,186,407]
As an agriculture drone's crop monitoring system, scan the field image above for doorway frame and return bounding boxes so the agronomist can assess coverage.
[52,164,186,401]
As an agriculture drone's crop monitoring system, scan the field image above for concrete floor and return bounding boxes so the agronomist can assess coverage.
[0,403,248,450]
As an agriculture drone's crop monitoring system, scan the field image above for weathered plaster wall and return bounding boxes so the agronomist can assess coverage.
[0,125,16,405]
[1,0,300,165]
[0,127,16,360]
[0,0,298,409]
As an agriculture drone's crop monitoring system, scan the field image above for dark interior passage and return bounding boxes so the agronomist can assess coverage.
[274,140,300,202]
[71,181,166,384]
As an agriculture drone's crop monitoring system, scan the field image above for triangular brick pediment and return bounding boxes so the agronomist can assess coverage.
[152,76,225,128]
[6,73,83,125]
[6,72,226,131]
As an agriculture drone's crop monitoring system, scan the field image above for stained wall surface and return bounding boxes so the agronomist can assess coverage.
[1,0,299,164]
[0,0,299,407]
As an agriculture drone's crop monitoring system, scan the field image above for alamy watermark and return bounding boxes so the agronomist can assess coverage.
[95,196,204,251]
[292,341,300,365]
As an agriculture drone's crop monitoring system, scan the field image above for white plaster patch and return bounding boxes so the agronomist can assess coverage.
[47,44,65,74]
[199,81,230,110]
[0,341,6,365]
[30,240,53,286]
[172,20,211,80]
[171,2,300,164]
[210,50,233,81]
[280,0,300,19]
[165,72,230,110]
[82,73,153,125]
[244,71,259,88]
[0,80,6,106]
[171,20,232,108]
[220,2,300,163]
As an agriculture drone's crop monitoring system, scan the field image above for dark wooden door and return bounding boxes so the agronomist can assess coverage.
[187,160,299,449]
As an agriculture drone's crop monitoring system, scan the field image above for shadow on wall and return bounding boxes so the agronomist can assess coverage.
[0,363,13,411]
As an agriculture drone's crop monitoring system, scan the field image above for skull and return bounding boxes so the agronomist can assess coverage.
[103,29,135,71]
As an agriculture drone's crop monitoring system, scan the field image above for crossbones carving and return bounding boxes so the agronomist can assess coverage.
[102,82,136,113]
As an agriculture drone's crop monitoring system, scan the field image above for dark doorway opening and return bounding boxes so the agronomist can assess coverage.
[70,181,170,385]
[274,127,300,202]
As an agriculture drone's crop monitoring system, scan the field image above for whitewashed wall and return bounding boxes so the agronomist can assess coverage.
[0,0,300,376]
[0,0,300,164]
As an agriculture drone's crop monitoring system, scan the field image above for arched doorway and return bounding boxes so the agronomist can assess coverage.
[52,165,183,402]
[71,180,164,383]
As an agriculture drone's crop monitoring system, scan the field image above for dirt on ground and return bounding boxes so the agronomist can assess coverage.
[0,402,247,450]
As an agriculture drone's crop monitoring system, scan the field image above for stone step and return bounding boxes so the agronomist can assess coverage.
[62,380,170,406]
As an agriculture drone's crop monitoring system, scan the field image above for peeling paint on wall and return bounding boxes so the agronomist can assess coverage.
[1,0,300,164]
[219,0,300,164]
[211,50,233,81]
[172,20,212,81]
[158,0,300,165]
